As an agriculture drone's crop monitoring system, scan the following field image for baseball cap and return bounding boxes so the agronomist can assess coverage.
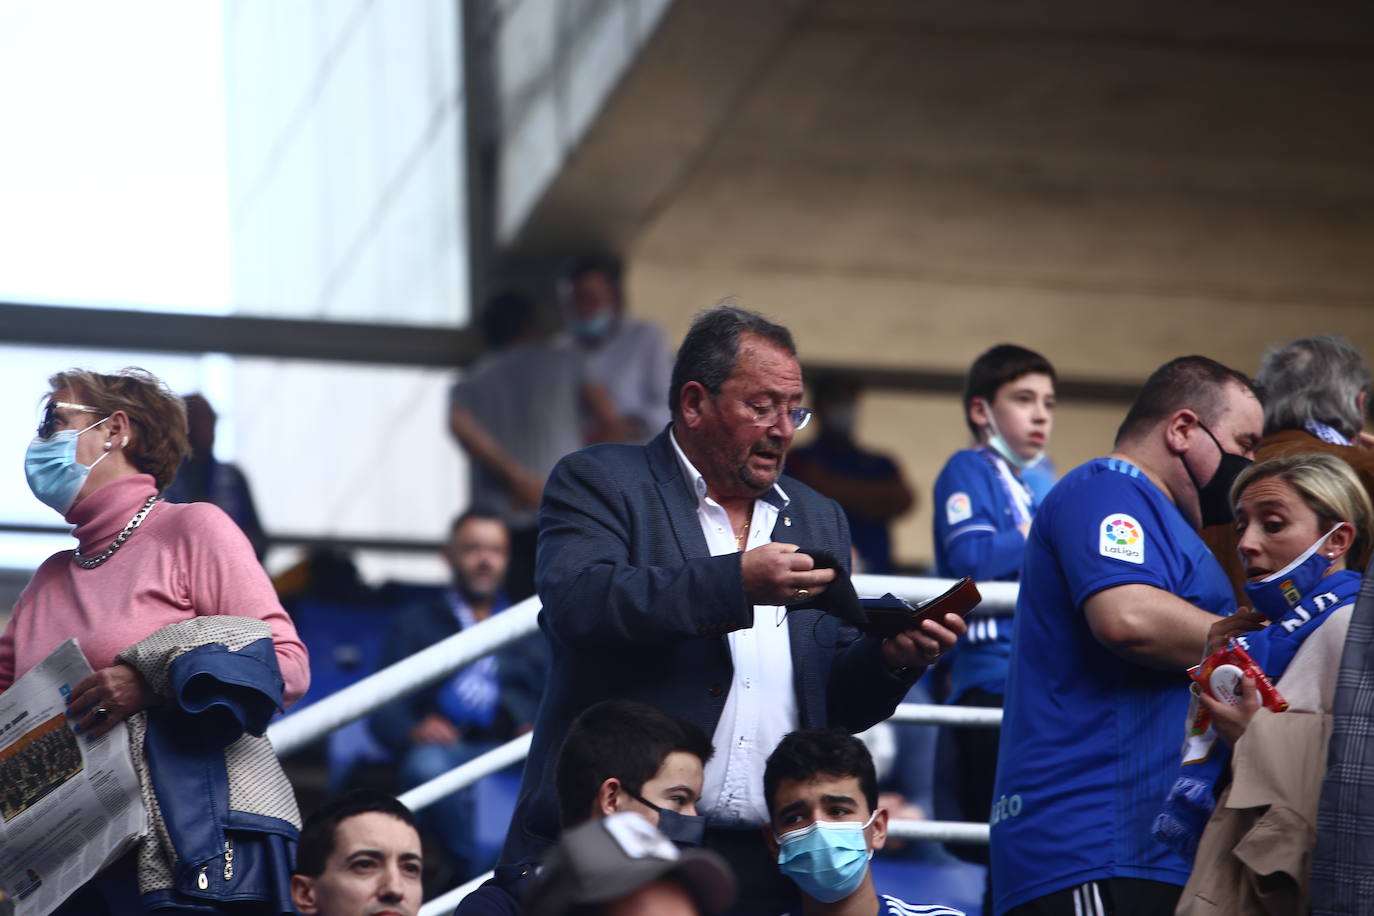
[524,812,737,916]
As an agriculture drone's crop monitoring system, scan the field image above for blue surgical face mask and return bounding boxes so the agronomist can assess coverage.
[1242,524,1344,622]
[774,810,876,903]
[574,309,615,343]
[25,416,111,515]
[983,406,1044,471]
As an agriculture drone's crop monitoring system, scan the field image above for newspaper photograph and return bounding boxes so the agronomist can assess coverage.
[0,639,146,916]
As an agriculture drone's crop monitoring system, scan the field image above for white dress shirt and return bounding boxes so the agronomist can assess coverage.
[670,429,798,827]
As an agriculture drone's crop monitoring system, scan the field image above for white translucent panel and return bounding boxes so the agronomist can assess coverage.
[0,1,230,312]
[224,0,467,327]
[229,356,466,547]
[0,533,80,573]
[562,0,633,146]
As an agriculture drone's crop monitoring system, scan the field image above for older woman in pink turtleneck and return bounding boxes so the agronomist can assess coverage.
[1,367,308,737]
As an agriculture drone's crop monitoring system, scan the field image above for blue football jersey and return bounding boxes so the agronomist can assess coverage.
[933,448,1035,699]
[990,457,1234,914]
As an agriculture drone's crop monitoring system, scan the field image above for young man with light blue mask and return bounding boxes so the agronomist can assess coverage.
[762,729,964,916]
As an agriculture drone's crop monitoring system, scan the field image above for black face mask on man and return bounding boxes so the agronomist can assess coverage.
[1182,422,1252,528]
[628,791,706,846]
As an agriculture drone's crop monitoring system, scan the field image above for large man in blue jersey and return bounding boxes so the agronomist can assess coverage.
[991,356,1263,916]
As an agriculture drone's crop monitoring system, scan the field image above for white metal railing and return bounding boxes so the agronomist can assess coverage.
[399,733,533,812]
[268,576,1014,755]
[890,702,1002,727]
[269,575,1016,916]
[268,595,542,756]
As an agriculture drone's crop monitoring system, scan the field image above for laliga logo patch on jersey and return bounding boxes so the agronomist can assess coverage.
[1099,513,1145,564]
[946,492,972,525]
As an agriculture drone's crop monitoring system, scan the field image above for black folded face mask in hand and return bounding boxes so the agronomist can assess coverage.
[791,549,869,632]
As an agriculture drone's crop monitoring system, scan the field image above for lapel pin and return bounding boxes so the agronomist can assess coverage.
[783,516,792,527]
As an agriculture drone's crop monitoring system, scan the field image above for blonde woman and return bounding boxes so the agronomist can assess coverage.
[1175,452,1373,915]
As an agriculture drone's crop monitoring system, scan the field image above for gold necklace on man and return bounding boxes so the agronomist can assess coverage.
[734,516,750,551]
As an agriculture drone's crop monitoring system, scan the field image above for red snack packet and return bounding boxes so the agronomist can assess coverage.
[1188,641,1287,713]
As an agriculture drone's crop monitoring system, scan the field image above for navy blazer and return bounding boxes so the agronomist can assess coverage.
[501,428,918,862]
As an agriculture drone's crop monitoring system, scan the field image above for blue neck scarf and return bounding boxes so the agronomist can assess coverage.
[1154,548,1362,862]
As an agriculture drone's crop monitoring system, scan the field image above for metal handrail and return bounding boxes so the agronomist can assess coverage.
[269,575,1016,914]
[267,596,541,756]
[268,575,1014,756]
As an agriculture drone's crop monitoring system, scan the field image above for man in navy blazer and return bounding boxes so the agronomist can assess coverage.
[501,306,965,913]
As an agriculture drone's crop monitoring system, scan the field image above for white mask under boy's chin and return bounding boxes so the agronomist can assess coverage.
[982,408,1044,471]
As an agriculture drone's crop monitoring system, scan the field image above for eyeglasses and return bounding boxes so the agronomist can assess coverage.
[37,401,105,440]
[739,400,812,431]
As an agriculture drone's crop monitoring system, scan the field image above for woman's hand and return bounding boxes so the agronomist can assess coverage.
[1198,673,1262,746]
[67,663,158,738]
[1205,610,1267,657]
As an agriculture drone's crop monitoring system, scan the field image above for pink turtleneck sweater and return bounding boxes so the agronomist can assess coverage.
[0,474,309,705]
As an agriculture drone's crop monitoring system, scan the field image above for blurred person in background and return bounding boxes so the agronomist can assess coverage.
[1171,453,1371,915]
[557,254,673,444]
[992,356,1261,916]
[1203,335,1374,600]
[786,376,916,575]
[3,367,309,915]
[164,392,268,559]
[930,344,1055,891]
[785,375,932,867]
[292,790,424,916]
[368,509,545,883]
[449,291,624,599]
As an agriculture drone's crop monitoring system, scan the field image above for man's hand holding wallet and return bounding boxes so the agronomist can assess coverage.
[739,542,975,667]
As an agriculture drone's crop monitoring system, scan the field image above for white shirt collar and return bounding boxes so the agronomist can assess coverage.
[668,424,789,509]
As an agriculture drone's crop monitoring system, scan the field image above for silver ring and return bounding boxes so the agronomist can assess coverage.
[95,707,110,721]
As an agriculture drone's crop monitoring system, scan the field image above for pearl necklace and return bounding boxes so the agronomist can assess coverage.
[74,495,161,569]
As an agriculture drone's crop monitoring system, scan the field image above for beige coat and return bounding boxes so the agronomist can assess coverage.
[1176,605,1351,916]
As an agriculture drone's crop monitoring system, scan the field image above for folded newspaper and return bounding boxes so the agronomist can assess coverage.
[0,639,146,916]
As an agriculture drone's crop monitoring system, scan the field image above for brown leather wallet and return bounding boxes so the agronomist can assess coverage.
[859,577,982,638]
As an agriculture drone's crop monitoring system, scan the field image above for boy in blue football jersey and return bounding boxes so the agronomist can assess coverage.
[930,344,1056,879]
[991,356,1262,916]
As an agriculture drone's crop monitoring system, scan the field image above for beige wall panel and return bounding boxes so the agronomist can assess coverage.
[625,260,1374,381]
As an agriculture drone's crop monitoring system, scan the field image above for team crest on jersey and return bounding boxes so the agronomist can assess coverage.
[1099,513,1144,564]
[1280,579,1301,608]
[946,492,972,525]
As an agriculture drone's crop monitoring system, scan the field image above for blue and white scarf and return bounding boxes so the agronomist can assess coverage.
[1153,565,1361,861]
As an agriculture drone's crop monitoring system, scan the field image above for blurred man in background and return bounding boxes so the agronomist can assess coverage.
[165,392,267,559]
[449,291,623,599]
[368,510,544,882]
[786,376,915,575]
[557,254,672,445]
